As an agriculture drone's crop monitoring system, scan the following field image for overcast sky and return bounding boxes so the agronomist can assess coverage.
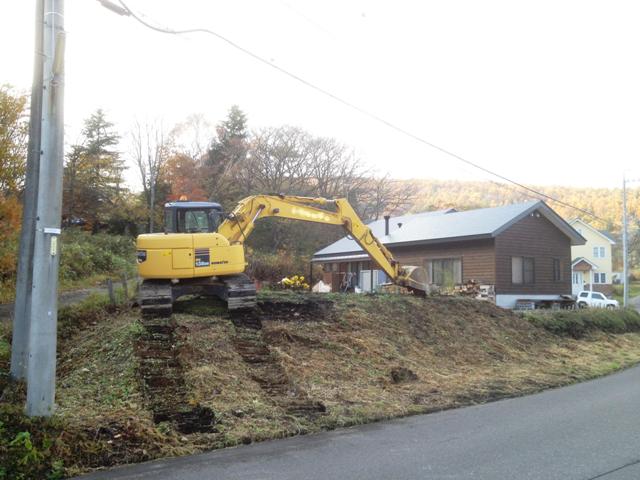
[3,0,640,190]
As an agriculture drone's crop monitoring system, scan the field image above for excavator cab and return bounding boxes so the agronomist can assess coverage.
[164,201,224,234]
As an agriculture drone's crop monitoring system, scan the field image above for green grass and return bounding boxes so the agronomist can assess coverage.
[612,282,640,304]
[5,293,640,477]
[0,291,153,479]
[522,308,640,338]
[0,231,135,304]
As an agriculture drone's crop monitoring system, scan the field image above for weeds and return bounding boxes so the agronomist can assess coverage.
[245,250,321,283]
[0,403,65,480]
[0,230,135,303]
[523,308,640,338]
[58,230,135,282]
[2,294,640,477]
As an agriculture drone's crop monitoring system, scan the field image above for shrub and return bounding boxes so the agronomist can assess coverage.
[59,231,135,281]
[279,275,310,290]
[245,250,313,282]
[524,308,640,338]
[0,403,65,480]
[0,196,22,281]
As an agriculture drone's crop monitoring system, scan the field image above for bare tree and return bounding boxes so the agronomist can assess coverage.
[305,136,369,199]
[355,175,419,221]
[244,126,314,195]
[169,113,212,162]
[131,119,170,232]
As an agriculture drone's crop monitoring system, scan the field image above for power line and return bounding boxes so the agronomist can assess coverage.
[112,0,604,221]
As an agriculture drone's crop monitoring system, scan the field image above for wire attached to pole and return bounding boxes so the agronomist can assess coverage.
[111,0,605,222]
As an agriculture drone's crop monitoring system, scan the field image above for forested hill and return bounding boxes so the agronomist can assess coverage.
[400,179,640,234]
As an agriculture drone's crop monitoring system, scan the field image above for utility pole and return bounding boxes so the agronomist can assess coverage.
[24,0,66,417]
[623,173,629,307]
[622,174,640,309]
[10,0,45,381]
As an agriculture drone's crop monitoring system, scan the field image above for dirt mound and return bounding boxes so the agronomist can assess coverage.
[6,291,640,477]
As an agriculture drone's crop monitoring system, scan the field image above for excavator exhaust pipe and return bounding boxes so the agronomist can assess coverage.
[397,265,429,296]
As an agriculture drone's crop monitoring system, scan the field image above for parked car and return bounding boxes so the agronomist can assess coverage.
[576,290,619,309]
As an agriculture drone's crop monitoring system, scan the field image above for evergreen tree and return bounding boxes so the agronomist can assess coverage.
[203,105,249,207]
[63,109,125,230]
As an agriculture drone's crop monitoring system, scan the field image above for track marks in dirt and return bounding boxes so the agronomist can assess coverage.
[231,311,326,418]
[135,317,216,434]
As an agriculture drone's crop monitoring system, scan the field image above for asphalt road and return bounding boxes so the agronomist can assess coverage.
[77,364,640,480]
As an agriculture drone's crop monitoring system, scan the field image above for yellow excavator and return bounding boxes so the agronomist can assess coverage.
[136,194,427,316]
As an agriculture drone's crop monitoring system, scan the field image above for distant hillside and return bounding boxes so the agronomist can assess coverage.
[400,179,640,234]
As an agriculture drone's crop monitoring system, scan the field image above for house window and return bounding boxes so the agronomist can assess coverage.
[593,246,605,258]
[427,258,462,286]
[594,272,607,284]
[512,257,534,284]
[553,258,562,282]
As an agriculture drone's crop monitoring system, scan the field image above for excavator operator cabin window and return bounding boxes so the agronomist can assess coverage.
[179,210,210,233]
[208,210,222,232]
[164,209,175,233]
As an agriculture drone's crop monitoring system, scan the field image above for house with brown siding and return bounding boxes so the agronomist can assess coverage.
[311,201,586,308]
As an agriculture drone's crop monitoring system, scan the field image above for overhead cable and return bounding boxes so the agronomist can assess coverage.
[112,0,606,221]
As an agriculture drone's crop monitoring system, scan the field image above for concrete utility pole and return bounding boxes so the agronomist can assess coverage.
[24,0,66,417]
[622,175,640,309]
[622,174,629,308]
[11,0,45,381]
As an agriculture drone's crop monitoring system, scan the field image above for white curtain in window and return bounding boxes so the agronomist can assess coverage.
[512,257,523,283]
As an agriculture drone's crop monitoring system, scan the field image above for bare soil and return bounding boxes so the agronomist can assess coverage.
[3,291,640,477]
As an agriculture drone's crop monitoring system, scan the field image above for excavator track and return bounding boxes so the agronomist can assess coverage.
[139,275,256,316]
[139,280,173,317]
[221,274,257,310]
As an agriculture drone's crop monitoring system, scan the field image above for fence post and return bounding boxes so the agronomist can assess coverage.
[106,278,116,305]
[121,273,129,301]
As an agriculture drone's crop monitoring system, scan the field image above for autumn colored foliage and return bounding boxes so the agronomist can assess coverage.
[0,196,22,281]
[164,153,208,201]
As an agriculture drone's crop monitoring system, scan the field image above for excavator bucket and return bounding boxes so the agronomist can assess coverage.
[397,265,428,295]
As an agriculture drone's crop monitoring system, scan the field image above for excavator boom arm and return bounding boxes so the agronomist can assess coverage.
[217,195,400,280]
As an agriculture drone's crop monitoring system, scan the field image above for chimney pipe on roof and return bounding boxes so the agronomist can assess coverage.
[384,215,391,236]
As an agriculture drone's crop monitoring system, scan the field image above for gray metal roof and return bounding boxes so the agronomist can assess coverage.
[313,209,455,257]
[313,201,585,260]
[598,230,617,243]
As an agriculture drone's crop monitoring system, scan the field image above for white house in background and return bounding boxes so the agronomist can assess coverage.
[569,218,615,296]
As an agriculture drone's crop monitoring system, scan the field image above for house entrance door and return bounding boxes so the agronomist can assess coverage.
[572,271,584,295]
